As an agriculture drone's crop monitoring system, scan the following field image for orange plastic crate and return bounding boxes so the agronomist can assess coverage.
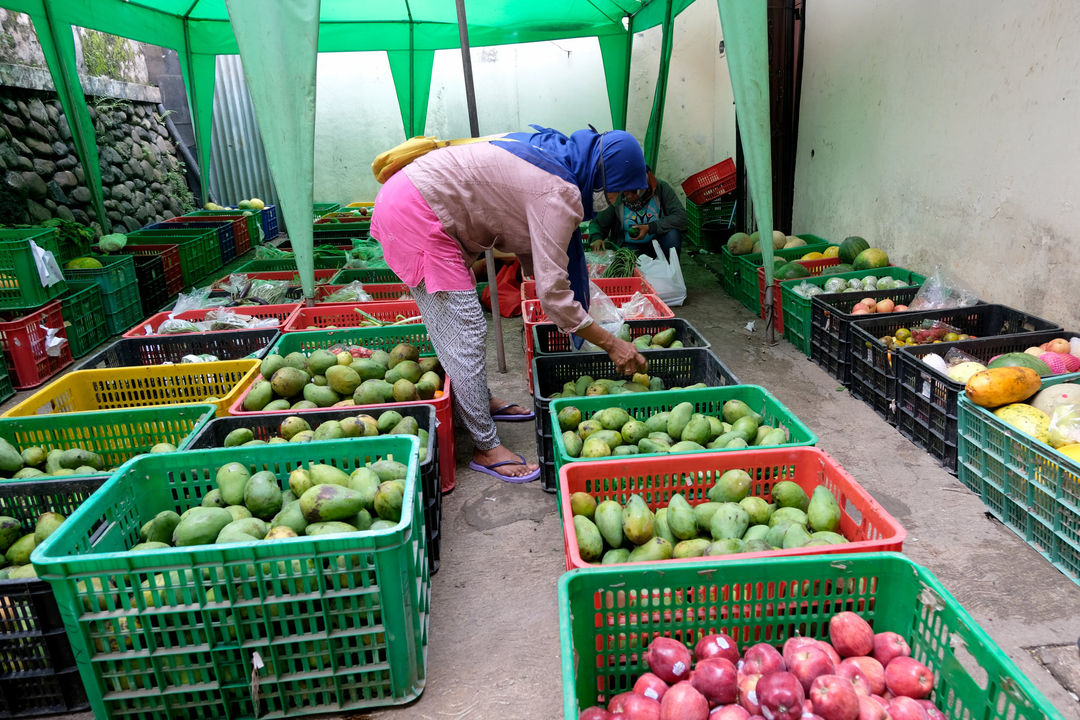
[0,300,72,389]
[212,269,338,286]
[681,158,736,204]
[519,276,655,302]
[123,303,300,338]
[756,257,840,333]
[315,283,413,303]
[282,301,421,332]
[560,446,905,571]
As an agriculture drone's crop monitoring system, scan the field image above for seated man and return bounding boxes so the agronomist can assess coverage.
[589,166,687,259]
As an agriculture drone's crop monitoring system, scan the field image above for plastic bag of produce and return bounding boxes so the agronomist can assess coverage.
[320,281,372,303]
[174,286,214,313]
[823,277,848,294]
[212,273,251,299]
[909,319,964,344]
[907,267,979,311]
[619,291,662,320]
[245,279,290,304]
[156,317,201,334]
[1048,403,1080,448]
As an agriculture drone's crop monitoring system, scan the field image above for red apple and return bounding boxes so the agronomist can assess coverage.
[915,699,946,720]
[697,633,741,664]
[789,645,836,693]
[834,661,872,697]
[623,692,662,720]
[829,613,875,658]
[738,674,762,715]
[646,637,693,684]
[783,637,819,667]
[887,696,929,720]
[872,632,911,667]
[579,706,614,720]
[709,705,750,720]
[857,695,888,720]
[608,691,635,713]
[810,675,860,720]
[840,657,885,696]
[741,642,786,677]
[756,671,806,720]
[661,681,709,720]
[884,657,933,699]
[692,657,739,706]
[817,641,842,668]
[635,673,670,703]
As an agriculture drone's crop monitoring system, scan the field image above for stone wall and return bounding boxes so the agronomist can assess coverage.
[0,87,195,232]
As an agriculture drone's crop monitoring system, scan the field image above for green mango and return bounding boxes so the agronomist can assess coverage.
[244,471,283,520]
[612,445,639,456]
[673,538,712,559]
[766,521,793,548]
[808,531,848,545]
[669,440,705,453]
[637,438,670,455]
[351,358,387,381]
[709,502,750,540]
[691,502,720,534]
[707,538,744,556]
[644,412,670,434]
[173,507,233,547]
[757,428,788,447]
[772,481,810,511]
[742,538,771,553]
[782,523,812,549]
[351,509,373,531]
[305,521,359,536]
[707,431,741,449]
[653,508,676,544]
[708,469,753,503]
[620,420,648,445]
[389,416,420,437]
[347,467,381,510]
[649,377,666,392]
[562,430,584,458]
[666,402,694,441]
[621,495,654,545]
[216,462,251,506]
[144,510,181,544]
[730,415,760,443]
[577,420,603,441]
[313,420,346,441]
[573,376,593,396]
[666,494,698,540]
[594,500,624,549]
[596,407,631,431]
[569,492,597,519]
[370,459,408,482]
[652,328,677,347]
[300,484,367,523]
[225,505,252,522]
[260,354,285,379]
[373,481,406,522]
[807,486,842,532]
[724,438,748,450]
[601,548,630,564]
[589,430,622,449]
[270,501,309,536]
[648,431,674,445]
[706,416,726,440]
[627,537,672,562]
[216,518,269,544]
[0,516,21,554]
[131,541,170,552]
[574,515,604,562]
[680,414,711,445]
[264,399,292,412]
[309,463,352,487]
[57,448,104,471]
[742,524,771,542]
[224,428,255,447]
[557,406,582,431]
[581,435,612,458]
[12,468,45,479]
[722,399,761,425]
[632,335,651,351]
[770,506,808,528]
[5,533,36,565]
[243,380,275,411]
[739,496,773,526]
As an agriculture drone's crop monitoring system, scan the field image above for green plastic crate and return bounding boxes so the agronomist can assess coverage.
[0,404,216,481]
[101,282,142,335]
[0,363,12,404]
[957,377,1080,584]
[558,552,1062,720]
[61,254,136,295]
[270,324,435,358]
[733,235,830,312]
[59,280,107,357]
[32,436,429,720]
[330,267,402,284]
[125,228,221,286]
[0,228,67,309]
[234,257,344,273]
[550,384,817,475]
[187,210,261,248]
[312,202,341,218]
[782,266,926,356]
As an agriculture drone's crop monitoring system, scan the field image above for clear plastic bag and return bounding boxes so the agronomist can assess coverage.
[578,282,624,351]
[173,287,214,313]
[255,244,290,260]
[620,291,661,319]
[320,281,372,304]
[157,317,201,334]
[944,347,981,367]
[908,267,979,311]
[245,279,291,305]
[909,319,963,345]
[1048,403,1080,448]
[213,273,251,299]
[202,308,281,331]
[794,280,825,299]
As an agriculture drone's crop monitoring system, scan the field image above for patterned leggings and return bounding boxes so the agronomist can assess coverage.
[409,282,500,451]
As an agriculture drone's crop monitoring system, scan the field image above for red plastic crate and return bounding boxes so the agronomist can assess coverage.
[315,283,413,303]
[123,303,301,338]
[123,244,183,296]
[681,158,737,204]
[520,275,656,302]
[166,214,251,256]
[0,300,72,388]
[213,269,338,286]
[282,301,422,332]
[229,374,455,493]
[560,446,906,571]
[757,257,840,333]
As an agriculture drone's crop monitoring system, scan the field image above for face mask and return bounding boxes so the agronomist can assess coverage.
[592,190,611,213]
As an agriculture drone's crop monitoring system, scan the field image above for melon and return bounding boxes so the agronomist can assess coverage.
[823,245,840,258]
[771,230,787,251]
[852,248,890,270]
[726,232,752,255]
[800,251,825,261]
[249,198,266,210]
[993,403,1050,444]
[1030,383,1080,416]
[987,352,1052,377]
[946,361,987,384]
[784,236,807,249]
[821,263,854,275]
[66,257,103,270]
[775,261,810,280]
[237,199,254,210]
[1057,443,1080,464]
[838,236,870,264]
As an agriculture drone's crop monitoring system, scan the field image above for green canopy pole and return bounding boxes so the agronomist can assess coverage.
[642,0,675,168]
[180,19,217,207]
[715,0,775,336]
[598,30,631,131]
[32,3,109,232]
[225,0,320,300]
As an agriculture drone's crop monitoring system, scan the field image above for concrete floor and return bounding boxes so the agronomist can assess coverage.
[24,252,1080,720]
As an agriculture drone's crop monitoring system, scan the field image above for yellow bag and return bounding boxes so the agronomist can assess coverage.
[372,135,497,184]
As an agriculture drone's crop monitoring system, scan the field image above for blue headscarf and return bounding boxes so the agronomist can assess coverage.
[492,125,647,323]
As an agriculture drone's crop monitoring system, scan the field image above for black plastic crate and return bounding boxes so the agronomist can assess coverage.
[130,253,170,317]
[848,304,1061,425]
[530,348,740,493]
[810,286,923,387]
[895,330,1080,474]
[532,318,710,356]
[185,404,442,574]
[0,476,105,718]
[148,220,236,265]
[74,329,279,371]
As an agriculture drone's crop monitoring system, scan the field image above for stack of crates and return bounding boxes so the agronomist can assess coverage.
[0,228,72,391]
[685,194,737,250]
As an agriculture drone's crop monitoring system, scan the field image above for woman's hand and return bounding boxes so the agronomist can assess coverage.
[607,337,648,376]
[590,239,606,252]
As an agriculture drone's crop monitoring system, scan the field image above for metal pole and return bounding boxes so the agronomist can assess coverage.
[455,0,507,374]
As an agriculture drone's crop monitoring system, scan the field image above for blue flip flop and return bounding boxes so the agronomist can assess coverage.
[491,403,535,422]
[469,453,541,484]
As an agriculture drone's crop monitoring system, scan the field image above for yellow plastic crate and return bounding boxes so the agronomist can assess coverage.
[2,360,260,418]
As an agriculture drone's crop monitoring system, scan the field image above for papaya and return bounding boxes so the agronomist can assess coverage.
[964,367,1041,408]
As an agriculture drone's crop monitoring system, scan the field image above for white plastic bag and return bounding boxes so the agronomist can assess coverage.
[579,281,625,351]
[636,240,686,307]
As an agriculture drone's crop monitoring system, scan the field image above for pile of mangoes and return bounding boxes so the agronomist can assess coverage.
[629,327,685,351]
[216,412,429,462]
[242,343,443,412]
[132,458,412,550]
[0,437,176,479]
[0,511,66,578]
[549,372,707,400]
[570,472,847,564]
[558,399,789,458]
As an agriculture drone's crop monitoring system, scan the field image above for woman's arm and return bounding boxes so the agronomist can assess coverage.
[573,322,647,376]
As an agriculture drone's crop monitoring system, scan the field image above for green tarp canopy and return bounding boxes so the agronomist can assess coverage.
[0,0,775,312]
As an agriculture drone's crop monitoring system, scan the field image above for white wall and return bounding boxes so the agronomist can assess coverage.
[310,0,733,207]
[793,0,1080,329]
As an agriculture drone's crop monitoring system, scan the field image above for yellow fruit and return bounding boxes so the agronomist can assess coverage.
[823,245,840,258]
[249,198,266,210]
[800,251,825,261]
[1057,444,1080,463]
